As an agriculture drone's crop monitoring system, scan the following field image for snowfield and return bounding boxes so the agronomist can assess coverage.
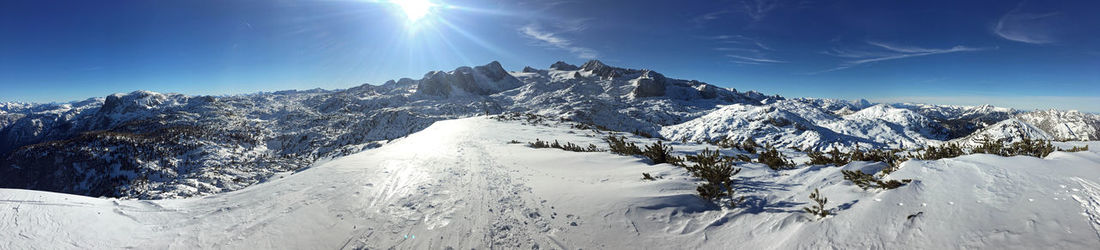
[3,117,1100,249]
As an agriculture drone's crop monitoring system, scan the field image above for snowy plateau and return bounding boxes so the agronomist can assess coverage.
[2,60,1100,249]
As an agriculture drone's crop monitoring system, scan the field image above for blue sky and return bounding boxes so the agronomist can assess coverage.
[1,0,1098,111]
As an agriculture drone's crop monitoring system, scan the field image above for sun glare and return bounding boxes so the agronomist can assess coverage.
[392,0,434,22]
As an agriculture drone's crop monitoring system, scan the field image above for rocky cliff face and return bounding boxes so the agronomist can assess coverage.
[417,61,522,97]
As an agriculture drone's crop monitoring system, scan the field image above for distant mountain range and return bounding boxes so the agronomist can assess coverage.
[2,60,1098,199]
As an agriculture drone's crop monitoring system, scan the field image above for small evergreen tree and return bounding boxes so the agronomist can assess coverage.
[528,139,551,148]
[803,188,830,219]
[758,145,794,170]
[740,138,759,154]
[714,137,737,148]
[970,135,1005,156]
[687,148,745,207]
[916,143,965,160]
[842,170,912,190]
[806,150,830,165]
[606,135,643,155]
[807,147,850,166]
[642,141,682,165]
[1063,145,1090,152]
[848,145,865,162]
[1007,136,1055,158]
[528,139,602,152]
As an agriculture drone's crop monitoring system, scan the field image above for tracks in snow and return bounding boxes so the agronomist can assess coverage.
[341,127,563,249]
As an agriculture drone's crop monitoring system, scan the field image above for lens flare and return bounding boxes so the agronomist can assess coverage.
[392,0,434,21]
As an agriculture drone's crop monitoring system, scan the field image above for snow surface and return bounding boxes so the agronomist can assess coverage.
[4,117,1100,249]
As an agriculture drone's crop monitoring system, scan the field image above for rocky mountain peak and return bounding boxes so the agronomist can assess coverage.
[550,61,579,71]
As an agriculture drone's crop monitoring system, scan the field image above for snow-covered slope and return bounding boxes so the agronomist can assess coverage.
[3,117,1100,249]
[953,118,1055,146]
[660,101,947,150]
[891,103,1019,139]
[1017,109,1100,141]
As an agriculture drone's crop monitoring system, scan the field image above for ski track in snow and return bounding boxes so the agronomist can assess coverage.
[1071,177,1100,242]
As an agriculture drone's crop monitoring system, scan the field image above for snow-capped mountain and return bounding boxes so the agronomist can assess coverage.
[0,60,1095,199]
[660,101,948,150]
[889,103,1019,139]
[792,97,874,115]
[952,118,1056,146]
[1017,109,1100,141]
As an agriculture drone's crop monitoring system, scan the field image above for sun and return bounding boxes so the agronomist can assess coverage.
[392,0,434,22]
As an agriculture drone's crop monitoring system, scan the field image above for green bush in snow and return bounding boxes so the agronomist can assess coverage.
[758,145,795,170]
[686,148,744,207]
[803,188,830,219]
[841,170,911,190]
[642,141,683,166]
[605,135,643,156]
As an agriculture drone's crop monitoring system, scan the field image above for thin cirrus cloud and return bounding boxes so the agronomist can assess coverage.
[706,35,784,64]
[726,54,786,64]
[815,41,992,73]
[993,4,1062,45]
[518,24,598,59]
[739,0,781,22]
[694,0,782,23]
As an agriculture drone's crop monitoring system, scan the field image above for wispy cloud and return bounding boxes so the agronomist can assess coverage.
[816,41,992,73]
[708,34,787,64]
[740,0,781,22]
[693,10,730,24]
[706,34,783,64]
[693,0,784,24]
[994,3,1061,45]
[726,54,786,64]
[519,24,597,59]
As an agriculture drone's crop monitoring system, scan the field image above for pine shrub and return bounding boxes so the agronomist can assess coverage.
[527,139,601,152]
[970,135,1005,155]
[606,135,643,155]
[642,141,683,165]
[914,143,965,160]
[740,138,759,154]
[686,148,745,207]
[1007,137,1055,158]
[714,137,738,149]
[1063,145,1089,152]
[968,136,1055,158]
[847,147,908,174]
[803,188,830,219]
[807,147,850,166]
[758,145,795,170]
[841,170,911,190]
